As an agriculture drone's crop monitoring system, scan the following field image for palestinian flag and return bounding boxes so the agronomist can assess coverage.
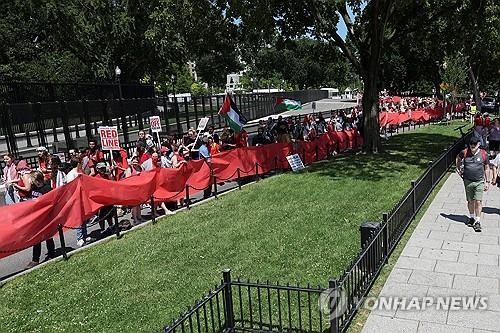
[275,98,302,112]
[219,94,247,132]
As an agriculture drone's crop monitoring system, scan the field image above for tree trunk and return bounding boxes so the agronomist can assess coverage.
[468,67,481,112]
[362,73,382,153]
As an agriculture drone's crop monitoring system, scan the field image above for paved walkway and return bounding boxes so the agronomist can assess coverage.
[363,173,500,332]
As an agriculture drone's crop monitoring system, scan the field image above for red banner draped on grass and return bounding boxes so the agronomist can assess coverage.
[0,129,363,259]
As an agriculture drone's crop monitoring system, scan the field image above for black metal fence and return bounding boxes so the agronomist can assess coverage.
[0,90,328,156]
[0,82,154,103]
[163,270,327,333]
[163,131,469,333]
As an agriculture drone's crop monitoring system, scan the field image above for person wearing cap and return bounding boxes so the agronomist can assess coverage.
[160,146,173,168]
[456,136,489,232]
[36,146,52,181]
[198,136,212,199]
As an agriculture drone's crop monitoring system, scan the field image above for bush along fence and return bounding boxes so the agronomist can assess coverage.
[162,132,470,333]
[0,89,328,155]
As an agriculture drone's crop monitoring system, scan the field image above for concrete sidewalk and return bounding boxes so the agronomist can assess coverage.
[363,173,500,332]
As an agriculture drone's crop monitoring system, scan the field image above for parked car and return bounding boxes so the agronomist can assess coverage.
[481,96,499,113]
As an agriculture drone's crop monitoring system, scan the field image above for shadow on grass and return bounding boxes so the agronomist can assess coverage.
[307,133,459,182]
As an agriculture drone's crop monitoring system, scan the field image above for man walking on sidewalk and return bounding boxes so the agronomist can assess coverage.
[456,136,489,232]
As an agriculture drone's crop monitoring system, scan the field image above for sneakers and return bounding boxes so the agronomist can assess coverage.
[466,217,475,227]
[76,239,85,247]
[26,261,39,269]
[473,221,482,232]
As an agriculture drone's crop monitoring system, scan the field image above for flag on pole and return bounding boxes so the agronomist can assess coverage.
[218,94,247,132]
[274,98,302,112]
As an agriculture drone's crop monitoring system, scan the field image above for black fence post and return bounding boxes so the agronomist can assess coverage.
[114,207,120,239]
[24,103,33,148]
[3,103,19,155]
[60,101,73,149]
[382,213,389,258]
[193,97,199,126]
[328,279,339,333]
[411,180,417,213]
[185,185,190,209]
[429,161,435,186]
[222,269,235,330]
[120,99,129,143]
[151,195,156,224]
[212,169,218,198]
[173,97,182,135]
[57,224,68,260]
[184,97,190,131]
[83,100,92,140]
[255,162,259,181]
[237,168,241,189]
[52,102,59,143]
[162,96,171,135]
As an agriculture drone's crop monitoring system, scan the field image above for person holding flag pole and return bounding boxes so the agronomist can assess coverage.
[218,93,248,133]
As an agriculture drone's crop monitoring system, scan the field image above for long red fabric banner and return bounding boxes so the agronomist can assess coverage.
[0,129,362,259]
[378,107,450,127]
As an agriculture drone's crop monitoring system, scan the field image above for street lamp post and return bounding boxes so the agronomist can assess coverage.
[114,65,129,142]
[115,66,123,100]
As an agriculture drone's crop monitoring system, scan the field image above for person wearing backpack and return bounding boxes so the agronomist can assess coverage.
[456,136,490,232]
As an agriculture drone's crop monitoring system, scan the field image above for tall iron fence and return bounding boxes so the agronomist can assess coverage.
[0,82,154,103]
[0,90,329,156]
[163,131,469,333]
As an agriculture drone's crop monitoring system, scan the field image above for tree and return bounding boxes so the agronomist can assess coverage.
[441,54,468,105]
[230,0,463,153]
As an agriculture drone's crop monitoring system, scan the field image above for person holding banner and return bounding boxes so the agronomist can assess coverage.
[126,157,146,225]
[199,136,212,199]
[94,162,115,233]
[111,148,129,181]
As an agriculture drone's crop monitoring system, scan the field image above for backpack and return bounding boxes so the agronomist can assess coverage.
[462,148,487,161]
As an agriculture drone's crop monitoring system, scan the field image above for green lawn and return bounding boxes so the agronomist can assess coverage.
[0,122,464,333]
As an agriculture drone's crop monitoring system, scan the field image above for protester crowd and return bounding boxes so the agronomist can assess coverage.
[0,108,364,268]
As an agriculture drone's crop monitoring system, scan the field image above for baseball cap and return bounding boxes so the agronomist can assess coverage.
[96,162,107,169]
[36,146,48,152]
[470,137,480,145]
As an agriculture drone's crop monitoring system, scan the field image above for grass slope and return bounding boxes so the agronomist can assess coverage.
[0,122,463,333]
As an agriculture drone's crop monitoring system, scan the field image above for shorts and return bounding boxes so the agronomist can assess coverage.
[489,154,500,168]
[489,140,500,152]
[464,179,484,201]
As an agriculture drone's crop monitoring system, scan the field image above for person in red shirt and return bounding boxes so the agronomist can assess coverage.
[36,147,52,181]
[112,148,129,180]
[136,142,151,165]
[208,136,220,155]
[87,139,104,176]
[235,129,248,148]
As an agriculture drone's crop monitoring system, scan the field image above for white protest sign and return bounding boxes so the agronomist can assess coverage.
[197,117,210,131]
[98,126,120,150]
[149,116,162,133]
[286,154,305,172]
